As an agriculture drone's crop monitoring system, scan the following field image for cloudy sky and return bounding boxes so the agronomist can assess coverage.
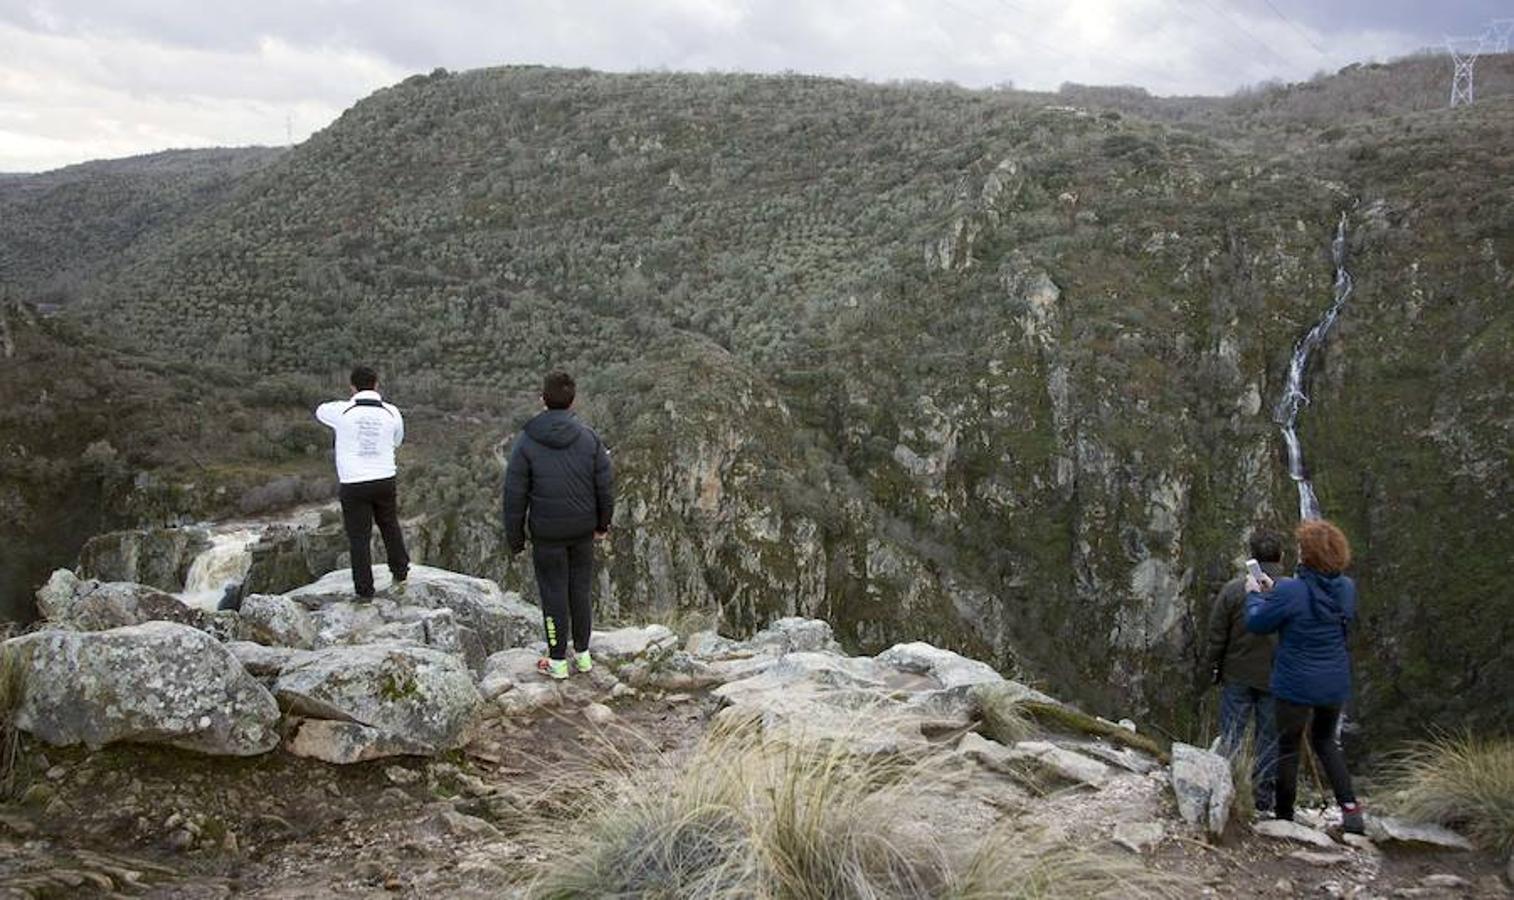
[1,0,1507,172]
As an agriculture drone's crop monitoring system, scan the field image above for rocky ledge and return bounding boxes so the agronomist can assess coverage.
[3,563,1502,897]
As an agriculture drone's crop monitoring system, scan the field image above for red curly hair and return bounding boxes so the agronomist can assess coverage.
[1295,519,1351,574]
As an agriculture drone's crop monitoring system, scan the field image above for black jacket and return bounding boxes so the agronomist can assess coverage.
[502,410,613,552]
[1204,560,1282,692]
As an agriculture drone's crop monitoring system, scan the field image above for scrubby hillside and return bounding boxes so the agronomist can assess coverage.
[3,58,1512,745]
[0,147,285,307]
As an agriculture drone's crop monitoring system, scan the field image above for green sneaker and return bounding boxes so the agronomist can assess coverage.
[537,657,569,681]
[573,650,593,674]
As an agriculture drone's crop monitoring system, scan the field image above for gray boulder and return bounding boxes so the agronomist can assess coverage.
[749,617,839,655]
[238,594,317,649]
[289,565,537,657]
[273,643,481,759]
[1169,742,1234,837]
[875,642,1007,690]
[34,570,206,632]
[4,622,279,756]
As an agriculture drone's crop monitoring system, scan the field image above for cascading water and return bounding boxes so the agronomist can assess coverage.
[178,528,261,610]
[1274,212,1354,521]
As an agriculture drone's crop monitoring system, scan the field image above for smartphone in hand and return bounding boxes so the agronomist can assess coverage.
[1245,558,1264,580]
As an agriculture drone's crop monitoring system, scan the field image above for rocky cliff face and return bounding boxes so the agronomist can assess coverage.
[3,64,1511,743]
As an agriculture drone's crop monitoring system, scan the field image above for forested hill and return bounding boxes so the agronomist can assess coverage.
[3,58,1512,745]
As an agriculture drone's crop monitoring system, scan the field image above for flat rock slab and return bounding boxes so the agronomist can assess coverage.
[590,625,678,663]
[5,622,279,756]
[1010,740,1113,788]
[1113,821,1164,853]
[1254,818,1340,849]
[1365,816,1474,851]
[284,717,433,764]
[274,642,481,756]
[875,641,1004,690]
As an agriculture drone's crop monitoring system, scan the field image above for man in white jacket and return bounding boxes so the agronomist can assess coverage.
[315,365,408,599]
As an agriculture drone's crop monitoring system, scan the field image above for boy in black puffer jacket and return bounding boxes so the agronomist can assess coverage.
[502,371,614,680]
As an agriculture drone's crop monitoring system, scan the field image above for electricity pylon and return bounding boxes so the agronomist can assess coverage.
[1489,19,1514,54]
[1446,35,1483,108]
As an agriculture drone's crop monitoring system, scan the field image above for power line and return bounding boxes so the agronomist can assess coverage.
[1257,0,1328,57]
[1186,0,1295,68]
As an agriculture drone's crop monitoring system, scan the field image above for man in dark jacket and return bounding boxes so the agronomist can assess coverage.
[1205,528,1283,813]
[502,371,613,680]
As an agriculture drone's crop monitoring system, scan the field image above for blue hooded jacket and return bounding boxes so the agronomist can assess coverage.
[1244,565,1356,706]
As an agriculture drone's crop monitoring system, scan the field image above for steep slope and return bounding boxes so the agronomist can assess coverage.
[10,64,1513,743]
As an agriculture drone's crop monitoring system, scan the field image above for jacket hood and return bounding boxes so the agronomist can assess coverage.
[525,409,585,449]
[1298,565,1349,617]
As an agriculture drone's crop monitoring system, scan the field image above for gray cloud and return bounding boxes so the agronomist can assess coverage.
[0,0,1503,172]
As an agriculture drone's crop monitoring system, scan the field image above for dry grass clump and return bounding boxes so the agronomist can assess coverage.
[1381,732,1514,854]
[0,642,26,800]
[525,713,1185,899]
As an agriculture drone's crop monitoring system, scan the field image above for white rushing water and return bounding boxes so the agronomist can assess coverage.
[175,504,333,611]
[1273,212,1354,521]
[178,528,261,610]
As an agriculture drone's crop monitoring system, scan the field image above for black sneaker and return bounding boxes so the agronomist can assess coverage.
[1341,802,1365,835]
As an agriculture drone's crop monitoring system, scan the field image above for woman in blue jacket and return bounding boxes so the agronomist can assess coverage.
[1244,519,1364,834]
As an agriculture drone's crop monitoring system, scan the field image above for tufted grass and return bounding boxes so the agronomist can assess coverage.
[0,641,25,800]
[1381,732,1514,855]
[523,713,1188,899]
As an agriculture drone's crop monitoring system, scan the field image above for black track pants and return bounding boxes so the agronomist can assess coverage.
[339,477,410,596]
[532,539,594,660]
[1274,700,1357,820]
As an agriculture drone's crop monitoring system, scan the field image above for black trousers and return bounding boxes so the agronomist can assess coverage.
[532,538,594,659]
[1274,700,1357,820]
[339,477,409,596]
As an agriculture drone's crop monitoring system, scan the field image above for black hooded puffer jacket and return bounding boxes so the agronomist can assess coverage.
[501,409,613,551]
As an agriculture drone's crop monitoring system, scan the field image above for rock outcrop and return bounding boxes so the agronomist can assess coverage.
[274,643,481,763]
[3,621,280,756]
[1169,742,1234,837]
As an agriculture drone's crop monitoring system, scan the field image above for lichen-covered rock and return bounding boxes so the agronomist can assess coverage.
[238,594,317,649]
[67,582,207,632]
[33,570,206,632]
[273,643,481,757]
[34,569,83,622]
[288,565,536,656]
[1169,742,1234,837]
[76,527,210,592]
[4,621,279,756]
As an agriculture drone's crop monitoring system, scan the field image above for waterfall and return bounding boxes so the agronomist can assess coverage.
[1274,212,1354,521]
[178,528,261,611]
